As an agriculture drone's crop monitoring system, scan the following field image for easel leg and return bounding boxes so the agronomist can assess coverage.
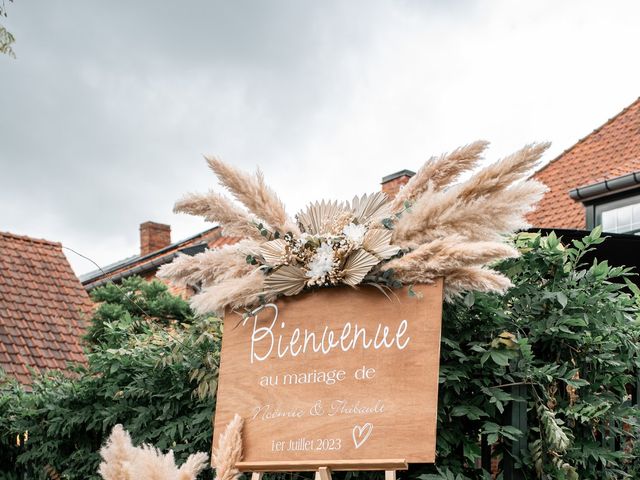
[251,473,264,480]
[315,467,332,480]
[385,471,397,480]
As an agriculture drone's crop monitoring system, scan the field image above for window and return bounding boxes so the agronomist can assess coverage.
[601,203,640,233]
[590,192,640,235]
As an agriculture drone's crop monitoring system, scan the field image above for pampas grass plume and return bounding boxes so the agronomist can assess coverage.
[393,142,548,244]
[98,424,135,480]
[212,414,244,480]
[157,253,203,287]
[127,445,178,480]
[206,156,299,235]
[158,241,259,288]
[190,269,267,315]
[444,266,513,300]
[393,177,547,246]
[98,425,209,480]
[392,140,489,210]
[178,453,210,480]
[386,239,519,283]
[174,191,262,239]
[456,142,550,202]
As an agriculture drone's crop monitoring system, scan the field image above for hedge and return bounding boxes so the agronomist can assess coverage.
[2,229,640,480]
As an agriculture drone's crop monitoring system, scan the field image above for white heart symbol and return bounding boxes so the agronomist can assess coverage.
[352,423,373,449]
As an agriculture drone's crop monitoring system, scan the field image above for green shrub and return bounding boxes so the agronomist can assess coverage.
[86,276,194,347]
[0,278,220,480]
[2,230,640,480]
[420,228,640,479]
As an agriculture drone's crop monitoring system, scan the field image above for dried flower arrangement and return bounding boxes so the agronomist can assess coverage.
[158,141,548,314]
[98,425,209,480]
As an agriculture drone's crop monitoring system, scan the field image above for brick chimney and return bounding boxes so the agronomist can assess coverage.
[381,169,415,198]
[139,221,171,256]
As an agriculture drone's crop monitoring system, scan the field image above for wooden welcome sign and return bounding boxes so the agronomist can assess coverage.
[213,280,443,470]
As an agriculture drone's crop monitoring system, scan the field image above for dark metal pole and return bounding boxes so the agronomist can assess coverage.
[502,384,528,480]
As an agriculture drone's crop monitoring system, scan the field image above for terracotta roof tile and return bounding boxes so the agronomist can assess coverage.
[0,231,93,385]
[529,97,640,228]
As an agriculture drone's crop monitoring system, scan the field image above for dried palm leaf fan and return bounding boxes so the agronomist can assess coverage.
[158,141,548,314]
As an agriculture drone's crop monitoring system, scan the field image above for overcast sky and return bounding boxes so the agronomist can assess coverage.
[2,1,640,275]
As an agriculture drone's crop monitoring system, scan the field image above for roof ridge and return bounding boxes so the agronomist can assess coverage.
[0,231,61,247]
[535,95,640,177]
[79,225,222,282]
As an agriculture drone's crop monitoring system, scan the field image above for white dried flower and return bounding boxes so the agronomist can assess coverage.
[342,223,367,247]
[306,242,335,281]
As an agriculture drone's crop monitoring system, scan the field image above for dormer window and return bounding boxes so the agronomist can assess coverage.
[569,172,640,234]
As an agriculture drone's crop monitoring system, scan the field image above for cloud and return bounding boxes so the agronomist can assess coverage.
[1,0,639,273]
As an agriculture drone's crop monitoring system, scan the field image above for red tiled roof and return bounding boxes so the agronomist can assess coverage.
[529,97,640,229]
[0,232,93,385]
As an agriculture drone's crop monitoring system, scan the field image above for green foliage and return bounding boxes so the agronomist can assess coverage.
[420,228,640,479]
[0,0,16,58]
[86,276,193,347]
[0,25,15,58]
[0,278,220,479]
[2,231,640,480]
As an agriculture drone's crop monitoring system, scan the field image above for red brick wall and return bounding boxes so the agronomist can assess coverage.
[140,222,171,256]
[382,175,412,198]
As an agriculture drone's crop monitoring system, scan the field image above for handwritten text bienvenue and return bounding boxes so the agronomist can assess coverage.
[248,304,411,363]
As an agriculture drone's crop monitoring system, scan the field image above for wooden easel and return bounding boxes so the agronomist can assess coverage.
[237,459,408,480]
